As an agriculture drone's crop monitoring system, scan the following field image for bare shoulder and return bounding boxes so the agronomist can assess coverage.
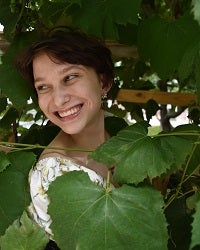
[39,130,71,160]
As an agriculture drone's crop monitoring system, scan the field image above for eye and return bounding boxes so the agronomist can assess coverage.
[64,74,78,82]
[35,85,48,92]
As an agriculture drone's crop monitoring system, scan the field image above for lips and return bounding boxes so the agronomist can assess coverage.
[56,104,82,118]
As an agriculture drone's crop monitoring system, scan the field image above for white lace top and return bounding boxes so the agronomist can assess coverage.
[28,156,107,236]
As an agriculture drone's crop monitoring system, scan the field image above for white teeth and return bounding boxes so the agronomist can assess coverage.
[58,105,81,118]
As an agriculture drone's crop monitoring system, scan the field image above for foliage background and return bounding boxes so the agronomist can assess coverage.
[1,0,200,249]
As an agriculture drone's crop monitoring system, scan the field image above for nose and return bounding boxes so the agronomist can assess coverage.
[52,87,70,107]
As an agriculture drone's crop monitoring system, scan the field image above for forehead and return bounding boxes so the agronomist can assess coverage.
[33,53,84,72]
[32,53,99,82]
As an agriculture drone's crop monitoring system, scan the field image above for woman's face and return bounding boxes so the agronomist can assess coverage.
[33,53,107,135]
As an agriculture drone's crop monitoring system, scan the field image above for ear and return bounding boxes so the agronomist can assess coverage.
[102,82,112,95]
[99,74,113,95]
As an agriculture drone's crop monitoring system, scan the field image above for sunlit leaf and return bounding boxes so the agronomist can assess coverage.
[0,151,36,236]
[90,122,200,184]
[48,171,168,250]
[0,211,49,250]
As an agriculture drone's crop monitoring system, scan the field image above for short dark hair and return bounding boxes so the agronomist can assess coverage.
[16,27,114,88]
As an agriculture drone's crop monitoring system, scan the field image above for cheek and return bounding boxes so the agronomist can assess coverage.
[38,97,48,113]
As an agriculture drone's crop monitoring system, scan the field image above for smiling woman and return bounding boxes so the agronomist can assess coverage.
[16,27,115,249]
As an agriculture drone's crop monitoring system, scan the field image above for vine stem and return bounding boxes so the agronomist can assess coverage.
[153,131,200,138]
[180,140,199,185]
[164,136,200,210]
[0,141,93,153]
[106,170,111,193]
[12,0,26,34]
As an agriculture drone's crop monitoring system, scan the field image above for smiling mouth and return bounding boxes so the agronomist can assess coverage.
[56,104,82,118]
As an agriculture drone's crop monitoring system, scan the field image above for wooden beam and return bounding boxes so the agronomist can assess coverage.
[116,89,197,106]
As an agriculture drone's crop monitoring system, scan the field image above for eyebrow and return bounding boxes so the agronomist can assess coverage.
[34,65,84,84]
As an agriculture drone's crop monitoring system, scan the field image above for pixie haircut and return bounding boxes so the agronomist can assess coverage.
[16,27,114,88]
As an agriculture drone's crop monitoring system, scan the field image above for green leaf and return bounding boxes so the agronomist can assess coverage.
[178,39,200,82]
[8,151,36,176]
[39,1,70,27]
[0,152,11,173]
[187,191,200,210]
[90,122,200,184]
[165,195,193,250]
[69,0,141,39]
[0,106,19,129]
[145,99,160,122]
[194,55,200,103]
[0,0,19,37]
[0,211,49,250]
[0,32,37,107]
[192,0,200,26]
[0,151,36,236]
[190,199,200,249]
[185,143,200,175]
[105,116,128,137]
[138,13,200,78]
[0,96,7,113]
[56,0,81,4]
[104,0,141,25]
[47,171,168,250]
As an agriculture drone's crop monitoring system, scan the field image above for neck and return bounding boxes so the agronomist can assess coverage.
[60,109,108,151]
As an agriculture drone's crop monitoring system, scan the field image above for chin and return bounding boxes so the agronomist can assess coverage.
[60,126,84,135]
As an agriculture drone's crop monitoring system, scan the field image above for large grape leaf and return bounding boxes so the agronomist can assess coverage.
[138,13,200,78]
[0,211,49,250]
[0,151,36,236]
[47,171,168,250]
[90,122,200,185]
[190,199,200,249]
